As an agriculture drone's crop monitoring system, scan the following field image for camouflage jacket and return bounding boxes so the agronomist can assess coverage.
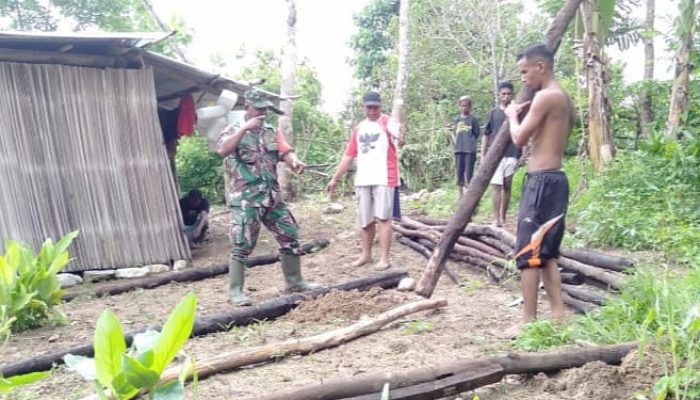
[219,121,292,208]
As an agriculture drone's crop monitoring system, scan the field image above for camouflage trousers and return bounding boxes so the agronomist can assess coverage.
[229,202,300,261]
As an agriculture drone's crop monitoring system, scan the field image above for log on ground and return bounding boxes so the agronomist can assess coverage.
[562,291,595,314]
[158,298,448,386]
[343,364,504,400]
[0,269,406,378]
[255,342,637,400]
[562,284,608,305]
[395,236,460,285]
[558,257,621,290]
[63,239,330,301]
[559,247,633,272]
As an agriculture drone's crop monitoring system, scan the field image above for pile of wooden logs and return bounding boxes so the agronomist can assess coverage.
[394,216,633,314]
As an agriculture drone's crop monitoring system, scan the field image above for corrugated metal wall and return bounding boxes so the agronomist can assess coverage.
[0,62,190,271]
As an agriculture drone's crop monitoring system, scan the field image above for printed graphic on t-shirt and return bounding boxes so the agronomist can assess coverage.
[359,133,380,153]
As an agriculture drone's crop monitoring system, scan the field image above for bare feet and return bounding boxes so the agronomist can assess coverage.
[374,261,392,271]
[501,322,526,340]
[350,256,373,268]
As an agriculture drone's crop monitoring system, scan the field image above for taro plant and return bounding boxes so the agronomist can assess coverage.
[65,292,197,399]
[0,230,79,336]
[0,371,51,398]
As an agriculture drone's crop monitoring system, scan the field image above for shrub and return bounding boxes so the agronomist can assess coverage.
[0,231,78,336]
[175,135,225,205]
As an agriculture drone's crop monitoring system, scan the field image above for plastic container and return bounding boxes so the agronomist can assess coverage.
[196,105,228,120]
[217,90,238,110]
[205,117,228,152]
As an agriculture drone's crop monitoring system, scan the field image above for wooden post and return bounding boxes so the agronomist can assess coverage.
[415,0,585,298]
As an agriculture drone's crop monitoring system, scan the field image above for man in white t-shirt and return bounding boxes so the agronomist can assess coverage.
[327,92,402,270]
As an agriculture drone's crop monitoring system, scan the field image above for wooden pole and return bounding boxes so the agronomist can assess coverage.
[0,270,407,377]
[255,342,636,400]
[414,0,587,298]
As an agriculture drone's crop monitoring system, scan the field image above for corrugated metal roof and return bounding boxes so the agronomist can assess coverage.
[0,31,281,108]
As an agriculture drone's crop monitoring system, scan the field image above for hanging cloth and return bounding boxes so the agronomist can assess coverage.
[177,95,196,137]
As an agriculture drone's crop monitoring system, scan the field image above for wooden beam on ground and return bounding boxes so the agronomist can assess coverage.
[0,269,406,377]
[156,298,448,388]
[562,284,608,305]
[255,342,637,400]
[558,257,621,290]
[559,248,633,272]
[343,364,504,400]
[396,236,460,285]
[63,239,330,301]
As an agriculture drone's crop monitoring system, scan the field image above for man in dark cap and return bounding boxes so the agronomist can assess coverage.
[327,92,402,270]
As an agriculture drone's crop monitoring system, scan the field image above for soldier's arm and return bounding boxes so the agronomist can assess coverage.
[216,115,264,157]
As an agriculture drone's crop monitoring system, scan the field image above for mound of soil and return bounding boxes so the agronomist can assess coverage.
[285,287,399,324]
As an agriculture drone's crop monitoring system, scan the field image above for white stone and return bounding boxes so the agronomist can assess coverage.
[397,277,416,291]
[115,267,150,279]
[322,202,345,214]
[83,270,116,283]
[173,260,189,271]
[146,264,171,274]
[57,273,83,288]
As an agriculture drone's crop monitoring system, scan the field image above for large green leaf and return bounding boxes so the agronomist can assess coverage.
[94,310,126,389]
[151,293,197,374]
[121,354,160,389]
[0,371,51,394]
[47,251,70,276]
[150,381,184,400]
[53,230,79,258]
[64,354,97,381]
[597,0,617,37]
[0,257,15,290]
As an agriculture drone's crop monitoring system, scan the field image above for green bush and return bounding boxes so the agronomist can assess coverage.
[570,150,700,266]
[175,135,225,205]
[0,231,78,336]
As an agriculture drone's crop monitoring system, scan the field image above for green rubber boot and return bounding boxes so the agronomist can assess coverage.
[228,259,251,306]
[281,253,320,292]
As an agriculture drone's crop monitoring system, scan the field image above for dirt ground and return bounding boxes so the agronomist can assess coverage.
[5,197,658,400]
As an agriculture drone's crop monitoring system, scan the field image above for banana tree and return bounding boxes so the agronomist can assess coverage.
[580,0,617,171]
[666,0,698,138]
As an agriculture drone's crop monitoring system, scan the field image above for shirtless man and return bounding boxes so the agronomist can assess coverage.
[505,44,574,332]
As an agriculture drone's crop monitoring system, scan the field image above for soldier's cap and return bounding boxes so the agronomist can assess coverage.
[244,89,284,115]
[362,91,381,107]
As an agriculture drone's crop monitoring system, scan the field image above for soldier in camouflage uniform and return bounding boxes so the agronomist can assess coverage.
[217,89,319,306]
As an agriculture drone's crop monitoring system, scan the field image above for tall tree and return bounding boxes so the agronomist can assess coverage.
[278,0,298,199]
[666,0,697,138]
[391,0,409,128]
[580,0,617,170]
[639,0,654,139]
[349,0,401,84]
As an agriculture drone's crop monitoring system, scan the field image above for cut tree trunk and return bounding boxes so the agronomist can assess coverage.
[158,299,448,387]
[562,291,595,314]
[559,247,633,272]
[0,270,406,377]
[558,257,621,290]
[395,236,460,285]
[63,239,330,301]
[255,342,637,400]
[562,284,608,305]
[394,224,504,260]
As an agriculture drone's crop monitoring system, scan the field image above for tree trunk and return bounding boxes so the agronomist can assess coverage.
[581,0,615,171]
[0,270,407,378]
[666,0,696,138]
[392,0,409,126]
[158,299,448,386]
[413,0,584,296]
[278,0,297,199]
[63,240,330,301]
[639,0,654,139]
[141,0,190,63]
[255,343,636,400]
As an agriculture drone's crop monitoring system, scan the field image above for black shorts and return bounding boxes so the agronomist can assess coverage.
[515,170,569,269]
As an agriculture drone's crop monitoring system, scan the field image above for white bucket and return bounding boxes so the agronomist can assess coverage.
[217,90,238,110]
[205,117,228,152]
[196,105,227,120]
[227,110,245,126]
